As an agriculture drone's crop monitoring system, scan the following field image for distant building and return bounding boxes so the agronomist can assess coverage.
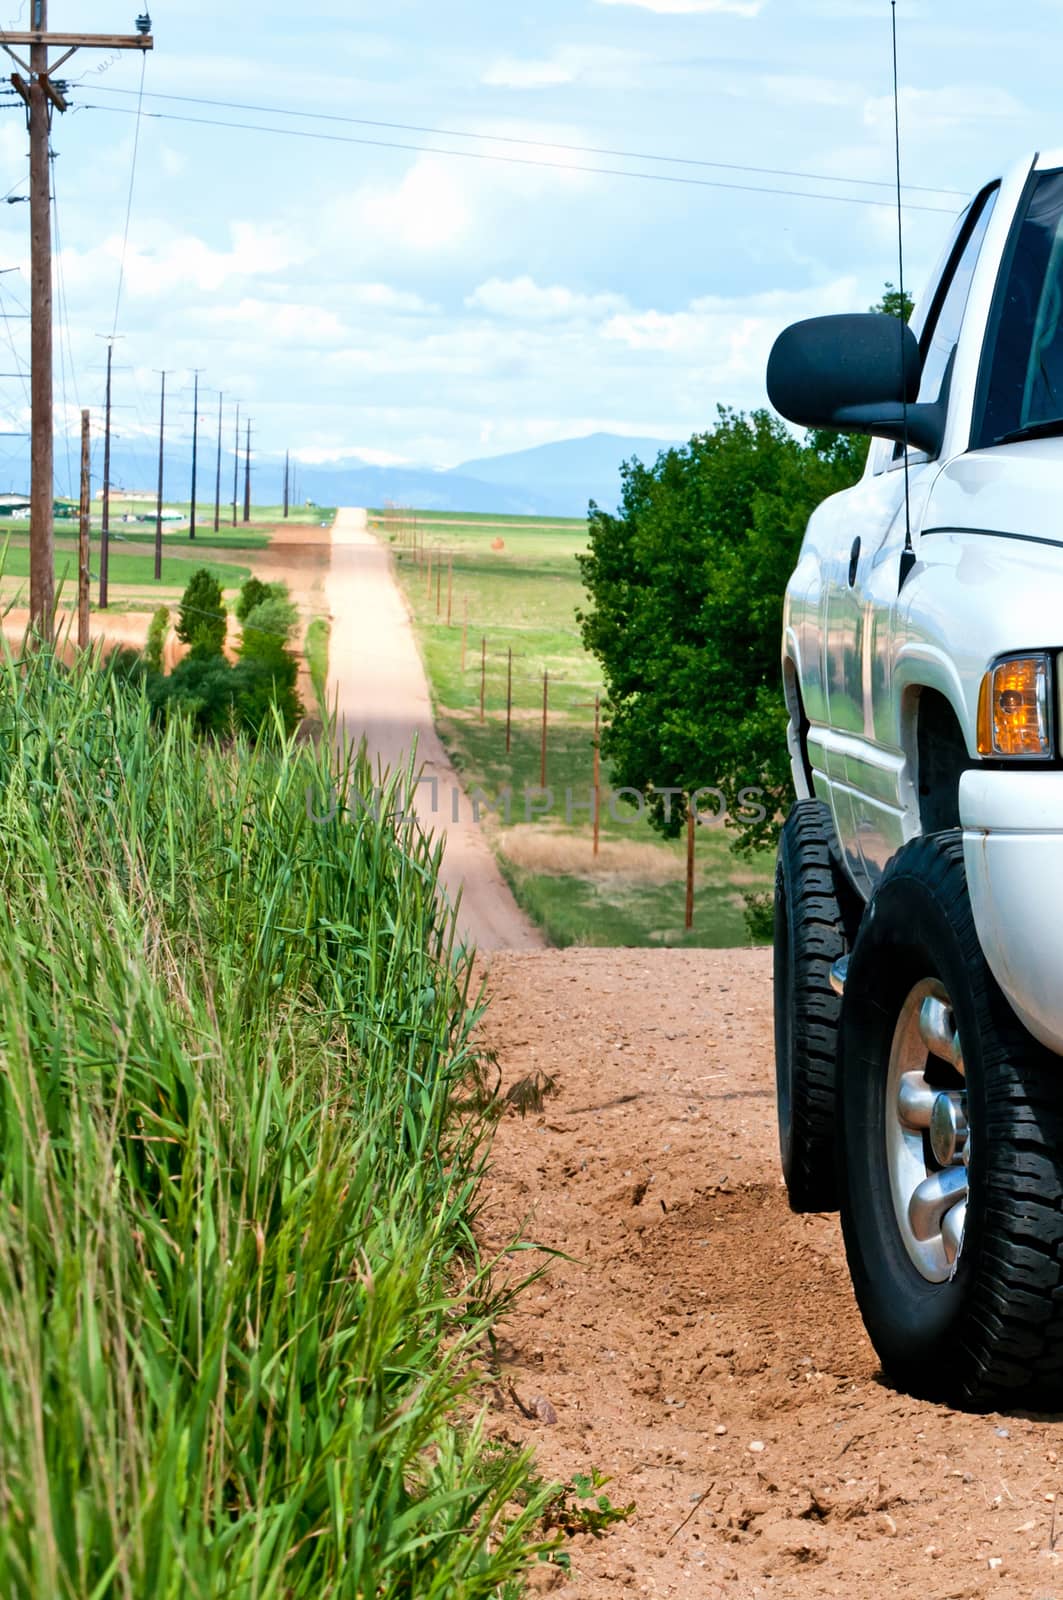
[0,492,30,517]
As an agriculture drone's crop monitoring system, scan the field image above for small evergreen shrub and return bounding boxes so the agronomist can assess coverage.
[235,575,273,622]
[145,606,169,673]
[177,568,226,656]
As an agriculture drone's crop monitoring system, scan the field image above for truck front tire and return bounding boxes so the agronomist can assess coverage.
[773,800,851,1213]
[839,831,1063,1408]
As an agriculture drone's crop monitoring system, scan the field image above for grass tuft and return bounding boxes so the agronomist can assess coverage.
[0,641,551,1598]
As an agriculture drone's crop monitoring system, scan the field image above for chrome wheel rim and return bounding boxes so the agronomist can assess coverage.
[886,978,969,1284]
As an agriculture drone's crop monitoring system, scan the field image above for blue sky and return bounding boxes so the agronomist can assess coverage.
[0,0,1056,489]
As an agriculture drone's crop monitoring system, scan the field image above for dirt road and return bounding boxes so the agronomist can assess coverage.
[325,508,543,951]
[479,949,1063,1600]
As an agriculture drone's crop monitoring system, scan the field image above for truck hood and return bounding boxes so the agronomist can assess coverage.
[925,438,1063,548]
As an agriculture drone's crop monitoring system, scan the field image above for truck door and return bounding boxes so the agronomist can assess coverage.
[822,184,999,890]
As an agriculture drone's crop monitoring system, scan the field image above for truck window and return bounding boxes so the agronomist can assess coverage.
[889,184,997,463]
[978,168,1063,446]
[915,188,997,407]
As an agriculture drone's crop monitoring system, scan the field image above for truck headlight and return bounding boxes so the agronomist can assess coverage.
[976,652,1053,759]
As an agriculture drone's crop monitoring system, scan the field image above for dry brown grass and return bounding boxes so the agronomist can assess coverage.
[498,825,681,882]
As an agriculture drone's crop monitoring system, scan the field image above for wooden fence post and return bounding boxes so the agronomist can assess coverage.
[540,669,549,788]
[461,596,468,673]
[506,646,513,753]
[685,805,696,930]
[446,552,453,625]
[480,636,486,723]
[593,693,601,858]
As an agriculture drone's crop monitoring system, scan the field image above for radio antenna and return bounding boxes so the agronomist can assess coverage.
[892,0,916,588]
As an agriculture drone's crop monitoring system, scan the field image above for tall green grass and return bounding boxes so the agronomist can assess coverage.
[0,644,550,1597]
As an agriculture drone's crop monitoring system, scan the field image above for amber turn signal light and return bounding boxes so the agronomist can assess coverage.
[976,653,1052,758]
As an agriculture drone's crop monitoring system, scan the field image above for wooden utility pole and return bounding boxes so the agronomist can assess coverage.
[213,390,223,532]
[77,407,89,648]
[242,416,251,523]
[1,9,153,640]
[283,449,289,518]
[189,369,201,540]
[99,337,113,607]
[154,371,166,581]
[27,19,53,638]
[231,400,240,526]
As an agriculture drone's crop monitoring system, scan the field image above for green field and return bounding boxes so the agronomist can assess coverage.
[376,507,773,947]
[0,502,337,558]
[0,501,343,605]
[2,535,249,590]
[372,506,588,528]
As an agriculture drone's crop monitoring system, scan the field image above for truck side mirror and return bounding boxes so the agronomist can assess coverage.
[767,312,944,457]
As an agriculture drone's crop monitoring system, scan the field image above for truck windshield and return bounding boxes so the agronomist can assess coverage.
[980,169,1063,445]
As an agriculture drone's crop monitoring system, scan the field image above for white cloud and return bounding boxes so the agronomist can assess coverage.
[349,283,436,314]
[58,222,308,300]
[159,146,186,179]
[354,158,470,252]
[465,276,626,321]
[203,297,345,344]
[864,85,1026,137]
[757,73,861,109]
[483,57,575,89]
[595,0,762,13]
[482,46,643,92]
[293,444,409,467]
[602,279,861,384]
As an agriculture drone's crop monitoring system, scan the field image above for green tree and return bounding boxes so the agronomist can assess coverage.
[149,654,238,737]
[236,589,303,734]
[176,569,227,658]
[238,594,297,657]
[875,280,915,321]
[145,606,169,674]
[577,283,915,863]
[578,409,863,856]
[235,575,273,623]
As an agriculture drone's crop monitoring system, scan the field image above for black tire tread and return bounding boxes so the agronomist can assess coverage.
[775,800,853,1213]
[841,830,1063,1408]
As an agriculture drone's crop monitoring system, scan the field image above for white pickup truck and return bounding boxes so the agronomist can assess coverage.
[767,151,1063,1408]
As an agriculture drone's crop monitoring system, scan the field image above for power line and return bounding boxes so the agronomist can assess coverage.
[111,51,147,339]
[82,104,958,215]
[0,279,30,414]
[83,84,969,199]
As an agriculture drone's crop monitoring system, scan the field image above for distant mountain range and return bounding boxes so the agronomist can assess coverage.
[33,430,683,518]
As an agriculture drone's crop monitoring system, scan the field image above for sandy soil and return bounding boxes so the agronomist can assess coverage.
[478,948,1063,1600]
[1,607,152,662]
[325,508,543,951]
